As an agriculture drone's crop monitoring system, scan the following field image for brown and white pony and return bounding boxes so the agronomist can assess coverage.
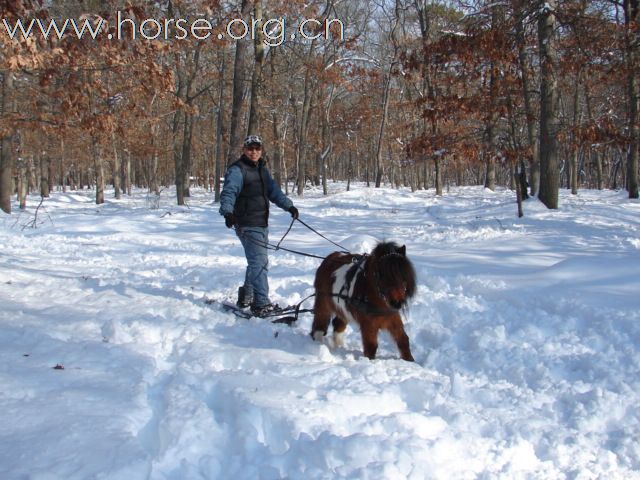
[311,241,417,361]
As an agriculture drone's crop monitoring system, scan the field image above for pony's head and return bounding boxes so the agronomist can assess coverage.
[369,241,417,309]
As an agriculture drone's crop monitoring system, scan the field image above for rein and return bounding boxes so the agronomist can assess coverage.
[294,218,350,253]
[232,217,404,322]
[235,216,349,260]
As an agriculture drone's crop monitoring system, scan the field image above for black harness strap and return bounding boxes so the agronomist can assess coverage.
[332,293,401,316]
[337,255,366,299]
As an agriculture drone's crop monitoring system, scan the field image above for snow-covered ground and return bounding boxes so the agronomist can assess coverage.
[1,184,639,479]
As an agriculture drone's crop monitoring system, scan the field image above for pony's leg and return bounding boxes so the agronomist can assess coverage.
[359,321,379,360]
[331,316,347,348]
[311,294,333,342]
[387,315,415,362]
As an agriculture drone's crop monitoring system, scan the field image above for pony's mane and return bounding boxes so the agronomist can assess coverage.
[370,241,417,300]
[371,241,404,258]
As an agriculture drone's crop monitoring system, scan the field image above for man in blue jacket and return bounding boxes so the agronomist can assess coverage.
[219,135,299,316]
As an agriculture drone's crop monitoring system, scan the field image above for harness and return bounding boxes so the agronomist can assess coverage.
[338,254,366,299]
[333,254,402,317]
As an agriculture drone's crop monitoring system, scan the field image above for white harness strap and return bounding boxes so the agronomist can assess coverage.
[330,258,366,325]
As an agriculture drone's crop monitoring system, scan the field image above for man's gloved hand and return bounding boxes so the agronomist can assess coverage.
[288,206,299,219]
[224,213,235,228]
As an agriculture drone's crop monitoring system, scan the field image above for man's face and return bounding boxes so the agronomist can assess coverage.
[243,143,262,163]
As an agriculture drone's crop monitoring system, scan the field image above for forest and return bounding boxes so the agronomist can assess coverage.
[0,0,639,215]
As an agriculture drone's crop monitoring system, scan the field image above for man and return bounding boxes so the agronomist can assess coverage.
[219,134,299,316]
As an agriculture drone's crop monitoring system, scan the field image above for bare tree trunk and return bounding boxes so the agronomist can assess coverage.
[172,56,187,205]
[214,107,224,203]
[272,112,282,187]
[483,64,497,191]
[515,162,524,218]
[112,132,121,199]
[17,155,27,209]
[347,151,353,192]
[180,112,194,200]
[571,71,581,195]
[375,1,402,188]
[537,0,560,209]
[92,139,105,205]
[484,7,500,191]
[173,106,185,204]
[296,71,313,196]
[60,138,66,193]
[375,72,392,188]
[18,173,27,208]
[0,72,14,214]
[48,150,55,194]
[0,141,13,213]
[595,150,603,189]
[515,0,539,196]
[213,49,227,203]
[484,151,496,191]
[69,155,77,191]
[28,155,37,192]
[319,86,334,195]
[96,161,105,203]
[180,49,200,201]
[40,153,50,198]
[150,151,159,195]
[228,0,252,164]
[125,150,131,196]
[434,157,443,196]
[272,110,288,190]
[149,124,159,195]
[625,0,639,198]
[247,0,264,136]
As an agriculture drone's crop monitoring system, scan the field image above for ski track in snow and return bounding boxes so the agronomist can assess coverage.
[1,185,639,479]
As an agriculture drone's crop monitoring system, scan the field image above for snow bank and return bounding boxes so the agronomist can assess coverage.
[1,185,639,479]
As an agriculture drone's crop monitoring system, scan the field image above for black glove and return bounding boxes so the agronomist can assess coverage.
[224,213,235,228]
[288,206,299,219]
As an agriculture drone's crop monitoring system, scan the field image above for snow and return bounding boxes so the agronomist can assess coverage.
[1,184,639,479]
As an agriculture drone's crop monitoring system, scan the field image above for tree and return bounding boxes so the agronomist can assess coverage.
[0,70,15,214]
[0,1,46,213]
[623,0,639,198]
[0,0,636,209]
[537,0,560,209]
[247,0,265,135]
[227,0,253,166]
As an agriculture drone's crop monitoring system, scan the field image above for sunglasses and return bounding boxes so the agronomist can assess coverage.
[245,145,262,151]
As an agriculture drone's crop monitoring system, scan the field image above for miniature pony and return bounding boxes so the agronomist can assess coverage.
[311,241,417,361]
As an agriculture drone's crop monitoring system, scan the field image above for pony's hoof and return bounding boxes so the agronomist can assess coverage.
[332,331,345,348]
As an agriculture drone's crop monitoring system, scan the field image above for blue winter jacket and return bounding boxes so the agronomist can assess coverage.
[219,156,293,227]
